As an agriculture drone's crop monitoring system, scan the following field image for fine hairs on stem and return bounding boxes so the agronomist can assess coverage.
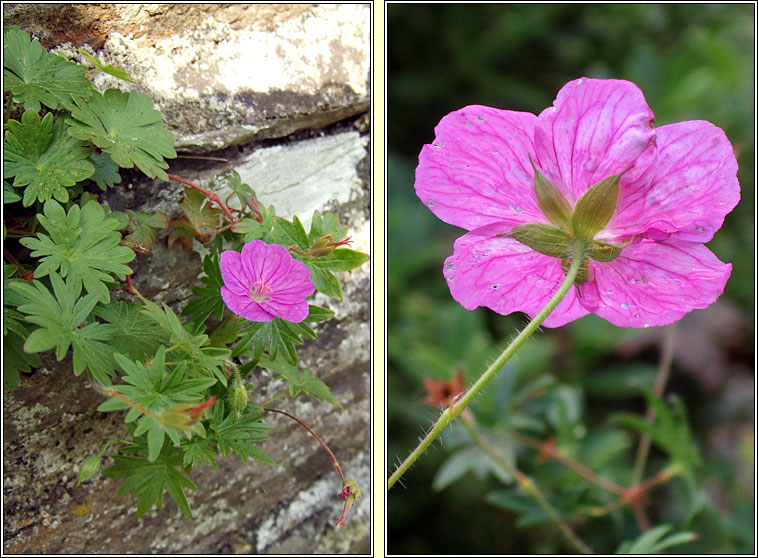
[388,239,587,490]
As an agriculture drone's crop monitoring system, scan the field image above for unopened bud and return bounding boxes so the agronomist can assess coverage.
[77,454,101,484]
[229,382,249,418]
[160,396,216,430]
[309,235,336,257]
[309,235,353,257]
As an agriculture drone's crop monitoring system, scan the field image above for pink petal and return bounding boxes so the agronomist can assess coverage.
[415,106,545,231]
[577,239,731,328]
[272,258,315,297]
[240,239,270,282]
[610,121,740,242]
[219,250,251,297]
[260,297,310,322]
[444,227,589,328]
[221,286,275,322]
[534,78,657,201]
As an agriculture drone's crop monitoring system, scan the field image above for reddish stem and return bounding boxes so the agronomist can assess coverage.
[264,406,345,483]
[125,275,142,297]
[288,245,310,257]
[167,173,239,224]
[3,249,34,281]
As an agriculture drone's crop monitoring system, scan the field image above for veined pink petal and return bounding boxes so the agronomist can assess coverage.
[534,78,657,200]
[610,120,740,242]
[577,239,731,328]
[444,228,589,328]
[261,298,310,322]
[221,286,275,322]
[415,106,544,231]
[219,250,251,297]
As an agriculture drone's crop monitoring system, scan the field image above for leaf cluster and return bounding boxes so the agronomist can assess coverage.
[3,26,176,207]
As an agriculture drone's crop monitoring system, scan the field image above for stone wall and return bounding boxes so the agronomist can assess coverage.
[3,3,371,554]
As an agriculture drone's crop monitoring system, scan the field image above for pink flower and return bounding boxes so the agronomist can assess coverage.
[220,240,314,322]
[415,78,739,328]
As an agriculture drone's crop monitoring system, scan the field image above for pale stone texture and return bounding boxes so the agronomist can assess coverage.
[3,3,371,555]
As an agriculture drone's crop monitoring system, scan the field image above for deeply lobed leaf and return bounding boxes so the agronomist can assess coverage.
[4,111,95,206]
[20,199,134,302]
[3,26,92,111]
[67,88,176,180]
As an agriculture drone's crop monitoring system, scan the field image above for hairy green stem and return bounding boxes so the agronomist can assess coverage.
[388,239,588,490]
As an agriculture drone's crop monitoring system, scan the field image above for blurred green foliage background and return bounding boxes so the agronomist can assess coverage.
[387,4,754,554]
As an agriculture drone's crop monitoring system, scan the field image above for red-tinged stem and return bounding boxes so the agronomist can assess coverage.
[124,274,143,298]
[166,173,239,224]
[4,249,34,281]
[104,388,159,419]
[507,430,626,496]
[288,245,310,257]
[264,406,345,483]
[195,222,237,237]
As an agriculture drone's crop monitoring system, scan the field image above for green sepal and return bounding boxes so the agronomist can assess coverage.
[530,156,573,233]
[506,223,572,259]
[571,169,629,240]
[588,237,634,263]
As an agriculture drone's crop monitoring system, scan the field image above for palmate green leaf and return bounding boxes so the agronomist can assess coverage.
[3,26,92,111]
[67,88,176,181]
[272,215,309,251]
[308,265,342,300]
[181,437,217,469]
[4,331,39,391]
[3,111,95,207]
[93,300,167,361]
[213,412,274,466]
[9,271,117,385]
[89,150,121,191]
[99,348,217,461]
[232,313,318,365]
[4,179,21,204]
[20,199,134,302]
[307,210,348,244]
[103,348,217,417]
[140,300,230,385]
[259,354,342,409]
[102,442,197,518]
[182,253,225,325]
[298,248,369,272]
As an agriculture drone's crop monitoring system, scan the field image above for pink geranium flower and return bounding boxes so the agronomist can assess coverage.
[415,78,739,328]
[220,240,314,322]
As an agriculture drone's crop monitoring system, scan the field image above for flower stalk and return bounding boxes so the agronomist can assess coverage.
[388,239,588,489]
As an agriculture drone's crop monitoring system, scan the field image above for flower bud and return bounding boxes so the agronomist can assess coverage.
[160,396,216,430]
[309,235,336,257]
[228,382,249,418]
[77,454,101,484]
